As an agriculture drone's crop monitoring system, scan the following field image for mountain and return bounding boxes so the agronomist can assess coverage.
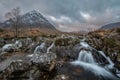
[1,10,56,30]
[100,22,120,30]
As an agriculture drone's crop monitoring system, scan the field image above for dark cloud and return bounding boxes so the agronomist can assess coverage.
[0,0,120,31]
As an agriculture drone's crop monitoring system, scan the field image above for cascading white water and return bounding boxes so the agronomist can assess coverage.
[28,43,46,58]
[34,43,45,54]
[1,40,22,54]
[46,42,54,53]
[71,39,118,79]
[71,61,116,79]
[30,42,56,63]
[80,42,90,48]
[78,50,95,64]
[30,43,46,63]
[14,40,23,49]
[98,51,114,69]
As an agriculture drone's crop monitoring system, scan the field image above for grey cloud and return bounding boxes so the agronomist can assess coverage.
[0,0,120,31]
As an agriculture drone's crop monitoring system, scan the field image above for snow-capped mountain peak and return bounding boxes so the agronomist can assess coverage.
[1,10,56,30]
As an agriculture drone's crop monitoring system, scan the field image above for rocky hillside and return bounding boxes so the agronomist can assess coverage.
[88,29,120,62]
[100,22,120,30]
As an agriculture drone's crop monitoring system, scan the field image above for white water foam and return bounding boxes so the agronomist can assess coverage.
[99,51,114,69]
[34,43,45,54]
[71,61,117,79]
[47,42,54,53]
[71,39,118,79]
[78,50,95,64]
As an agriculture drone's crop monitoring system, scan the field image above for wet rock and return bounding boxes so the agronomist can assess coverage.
[30,52,57,64]
[86,37,103,50]
[24,42,36,53]
[0,38,5,47]
[1,40,23,54]
[58,62,119,80]
[55,45,79,60]
[53,74,73,80]
[20,38,33,48]
[55,37,79,46]
[33,43,47,54]
[1,44,15,54]
[0,59,58,80]
[0,61,30,80]
[115,62,120,70]
[30,62,57,80]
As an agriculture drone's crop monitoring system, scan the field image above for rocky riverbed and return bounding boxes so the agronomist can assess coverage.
[0,29,120,80]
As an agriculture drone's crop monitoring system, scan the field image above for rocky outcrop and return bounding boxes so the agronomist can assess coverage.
[0,61,30,80]
[55,36,79,46]
[0,60,58,80]
[0,33,120,80]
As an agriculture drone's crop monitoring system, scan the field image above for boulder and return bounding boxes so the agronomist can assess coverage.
[30,52,57,64]
[0,60,30,80]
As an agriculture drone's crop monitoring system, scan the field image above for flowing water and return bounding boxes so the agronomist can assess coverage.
[98,51,114,69]
[78,50,95,64]
[30,43,46,63]
[71,39,120,80]
[1,40,22,54]
[33,43,45,54]
[47,42,54,53]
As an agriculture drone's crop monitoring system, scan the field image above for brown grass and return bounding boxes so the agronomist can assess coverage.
[0,28,60,38]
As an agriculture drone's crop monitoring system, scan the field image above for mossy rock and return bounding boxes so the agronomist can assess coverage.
[55,38,69,46]
[104,38,117,48]
[55,37,79,46]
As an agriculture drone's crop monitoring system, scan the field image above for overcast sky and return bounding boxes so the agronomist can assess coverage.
[0,0,120,31]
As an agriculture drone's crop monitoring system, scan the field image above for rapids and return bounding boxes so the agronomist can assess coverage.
[71,39,120,80]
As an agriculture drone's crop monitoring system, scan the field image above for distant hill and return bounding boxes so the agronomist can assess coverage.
[100,22,120,30]
[0,10,56,30]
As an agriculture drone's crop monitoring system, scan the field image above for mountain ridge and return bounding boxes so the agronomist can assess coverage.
[0,10,56,30]
[100,22,120,30]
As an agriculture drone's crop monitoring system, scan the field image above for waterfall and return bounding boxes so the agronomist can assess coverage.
[71,61,116,79]
[98,51,114,69]
[30,42,56,63]
[1,40,22,54]
[46,42,54,53]
[28,43,46,58]
[14,40,22,49]
[78,50,95,64]
[71,39,119,79]
[80,42,90,48]
[33,43,45,54]
[30,43,46,63]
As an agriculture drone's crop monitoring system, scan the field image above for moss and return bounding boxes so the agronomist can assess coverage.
[55,38,69,46]
[49,34,57,38]
[41,34,48,37]
[55,37,79,46]
[73,38,80,45]
[90,33,102,39]
[104,38,117,48]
